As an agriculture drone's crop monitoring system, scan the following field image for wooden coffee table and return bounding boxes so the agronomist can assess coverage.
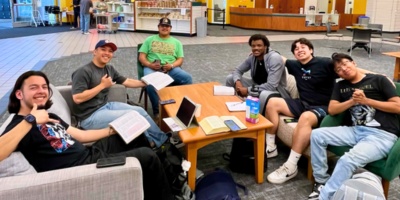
[158,82,273,190]
[382,52,400,81]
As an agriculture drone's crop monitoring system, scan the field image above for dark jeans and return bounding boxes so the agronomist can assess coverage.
[79,134,173,200]
[73,6,80,28]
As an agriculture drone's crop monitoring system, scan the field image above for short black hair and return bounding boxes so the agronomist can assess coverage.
[248,34,270,48]
[291,38,314,56]
[8,71,53,114]
[331,52,354,66]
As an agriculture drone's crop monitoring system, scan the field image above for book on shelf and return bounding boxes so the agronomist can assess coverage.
[109,111,150,144]
[213,85,235,96]
[141,72,174,90]
[199,115,247,135]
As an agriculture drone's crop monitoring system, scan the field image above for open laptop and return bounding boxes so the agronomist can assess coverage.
[163,96,198,132]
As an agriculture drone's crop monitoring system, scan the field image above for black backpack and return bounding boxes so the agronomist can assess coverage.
[223,138,267,174]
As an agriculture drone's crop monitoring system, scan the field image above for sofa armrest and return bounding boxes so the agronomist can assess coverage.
[0,157,143,200]
[382,138,400,180]
[320,113,346,127]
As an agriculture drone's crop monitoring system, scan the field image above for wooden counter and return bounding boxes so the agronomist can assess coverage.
[230,7,339,32]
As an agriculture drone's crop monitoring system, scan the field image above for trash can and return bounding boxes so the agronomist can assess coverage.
[358,16,369,26]
[196,17,207,37]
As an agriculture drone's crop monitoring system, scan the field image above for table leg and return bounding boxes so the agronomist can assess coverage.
[186,144,198,190]
[254,129,265,184]
[394,58,400,82]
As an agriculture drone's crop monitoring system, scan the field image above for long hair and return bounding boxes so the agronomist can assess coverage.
[291,38,314,56]
[8,71,53,114]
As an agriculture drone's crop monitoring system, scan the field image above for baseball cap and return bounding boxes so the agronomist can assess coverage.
[95,40,117,51]
[159,17,171,26]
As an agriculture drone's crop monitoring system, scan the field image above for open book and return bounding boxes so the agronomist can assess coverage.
[141,72,174,90]
[199,115,247,135]
[213,85,235,96]
[109,111,150,144]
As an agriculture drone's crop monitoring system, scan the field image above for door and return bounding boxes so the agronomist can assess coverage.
[0,0,11,19]
[212,0,225,23]
[335,0,345,13]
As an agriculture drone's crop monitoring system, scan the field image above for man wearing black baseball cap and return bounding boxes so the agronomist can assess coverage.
[71,39,169,149]
[138,17,193,120]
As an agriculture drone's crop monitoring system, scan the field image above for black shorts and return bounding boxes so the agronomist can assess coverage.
[284,98,328,124]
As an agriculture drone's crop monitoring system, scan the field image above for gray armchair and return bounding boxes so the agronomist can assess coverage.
[0,84,144,200]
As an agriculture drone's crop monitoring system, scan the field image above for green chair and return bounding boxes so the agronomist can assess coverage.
[320,82,400,198]
[137,43,148,110]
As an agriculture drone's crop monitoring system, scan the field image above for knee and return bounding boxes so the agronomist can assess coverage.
[298,112,318,127]
[266,97,281,112]
[225,74,234,86]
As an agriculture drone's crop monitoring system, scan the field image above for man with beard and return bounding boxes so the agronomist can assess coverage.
[225,34,287,113]
[0,71,173,200]
[309,53,400,199]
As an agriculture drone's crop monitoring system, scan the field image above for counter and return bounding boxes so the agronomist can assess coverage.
[230,7,339,32]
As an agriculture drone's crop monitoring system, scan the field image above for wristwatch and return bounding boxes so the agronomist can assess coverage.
[24,114,36,124]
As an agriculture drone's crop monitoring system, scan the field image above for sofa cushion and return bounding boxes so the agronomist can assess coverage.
[0,152,36,178]
[48,84,71,125]
[286,74,299,99]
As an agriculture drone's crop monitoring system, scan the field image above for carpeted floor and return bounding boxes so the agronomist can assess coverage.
[1,39,400,199]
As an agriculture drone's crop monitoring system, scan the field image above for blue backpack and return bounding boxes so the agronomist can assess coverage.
[195,169,247,200]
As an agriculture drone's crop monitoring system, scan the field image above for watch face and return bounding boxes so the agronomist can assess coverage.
[25,114,36,123]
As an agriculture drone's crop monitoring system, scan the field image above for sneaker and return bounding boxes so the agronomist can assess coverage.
[169,134,184,148]
[83,32,90,35]
[266,144,278,158]
[267,163,298,184]
[70,27,76,29]
[308,182,324,200]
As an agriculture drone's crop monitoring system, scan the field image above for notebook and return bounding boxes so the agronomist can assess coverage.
[163,96,198,132]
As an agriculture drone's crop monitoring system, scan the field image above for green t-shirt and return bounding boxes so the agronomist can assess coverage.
[139,35,184,65]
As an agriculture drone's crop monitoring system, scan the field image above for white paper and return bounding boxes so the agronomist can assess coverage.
[213,85,235,96]
[181,8,186,15]
[62,12,66,17]
[109,111,150,144]
[225,102,246,111]
[163,117,183,132]
[141,72,174,90]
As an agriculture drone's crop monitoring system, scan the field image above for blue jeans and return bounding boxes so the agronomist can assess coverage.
[144,67,192,115]
[80,102,169,147]
[80,13,90,33]
[310,126,397,200]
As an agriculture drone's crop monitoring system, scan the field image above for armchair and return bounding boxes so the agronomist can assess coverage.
[0,84,144,199]
[320,82,400,198]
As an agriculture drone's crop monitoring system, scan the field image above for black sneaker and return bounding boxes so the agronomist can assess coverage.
[308,182,324,200]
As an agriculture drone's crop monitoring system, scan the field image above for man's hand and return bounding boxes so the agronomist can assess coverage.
[100,74,113,88]
[149,61,162,71]
[161,62,173,73]
[234,81,247,97]
[30,104,59,124]
[352,89,369,105]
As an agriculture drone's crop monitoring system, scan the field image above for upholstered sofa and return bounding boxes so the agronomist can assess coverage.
[0,85,144,200]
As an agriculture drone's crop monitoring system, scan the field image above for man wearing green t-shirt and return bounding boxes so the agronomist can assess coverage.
[138,17,193,119]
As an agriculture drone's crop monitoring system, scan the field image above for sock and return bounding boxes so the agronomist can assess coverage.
[286,150,301,171]
[266,133,276,146]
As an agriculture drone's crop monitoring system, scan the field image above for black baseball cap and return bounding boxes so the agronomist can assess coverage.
[95,40,117,51]
[159,17,171,26]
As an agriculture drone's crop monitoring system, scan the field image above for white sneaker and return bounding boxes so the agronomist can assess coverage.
[267,163,298,184]
[308,183,324,200]
[83,32,90,35]
[266,144,278,158]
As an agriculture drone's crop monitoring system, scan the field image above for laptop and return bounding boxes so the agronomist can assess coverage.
[163,96,198,132]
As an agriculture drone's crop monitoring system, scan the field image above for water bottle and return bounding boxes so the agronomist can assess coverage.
[245,85,260,124]
[248,84,260,98]
[269,4,274,9]
[172,160,191,194]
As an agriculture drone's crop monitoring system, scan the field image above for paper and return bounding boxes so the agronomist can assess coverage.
[109,111,150,144]
[141,72,174,90]
[213,85,235,96]
[181,8,186,15]
[225,102,246,112]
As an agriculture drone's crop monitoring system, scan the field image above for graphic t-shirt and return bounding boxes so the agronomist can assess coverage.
[1,113,89,172]
[331,74,400,136]
[286,57,337,106]
[139,35,184,65]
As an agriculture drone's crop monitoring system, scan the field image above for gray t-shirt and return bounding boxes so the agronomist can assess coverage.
[71,62,127,120]
[80,0,93,14]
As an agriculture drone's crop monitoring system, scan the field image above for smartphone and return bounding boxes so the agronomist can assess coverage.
[96,156,126,168]
[160,99,176,105]
[224,120,241,131]
[284,118,298,123]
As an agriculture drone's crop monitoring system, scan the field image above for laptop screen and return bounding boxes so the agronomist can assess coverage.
[176,97,197,127]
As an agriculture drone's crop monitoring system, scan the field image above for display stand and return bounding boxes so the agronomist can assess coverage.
[94,12,119,33]
[106,1,134,31]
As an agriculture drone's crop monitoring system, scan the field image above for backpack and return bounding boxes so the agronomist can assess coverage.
[195,169,247,200]
[223,138,267,174]
[332,171,385,200]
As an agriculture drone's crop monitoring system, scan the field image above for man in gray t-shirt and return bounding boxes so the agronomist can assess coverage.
[71,40,169,148]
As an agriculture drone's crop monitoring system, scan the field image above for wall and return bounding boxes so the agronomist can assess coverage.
[352,0,366,14]
[318,0,329,13]
[207,0,254,24]
[304,0,317,14]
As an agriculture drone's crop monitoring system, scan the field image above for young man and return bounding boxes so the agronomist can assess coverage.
[138,17,193,119]
[266,38,338,184]
[71,40,168,148]
[0,71,173,200]
[225,34,287,113]
[71,0,80,30]
[309,53,400,200]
